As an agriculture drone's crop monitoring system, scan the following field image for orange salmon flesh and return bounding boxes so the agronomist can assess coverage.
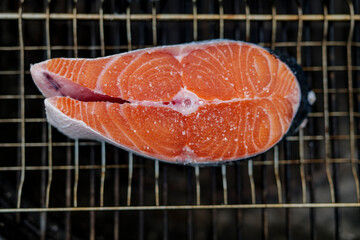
[30,40,302,164]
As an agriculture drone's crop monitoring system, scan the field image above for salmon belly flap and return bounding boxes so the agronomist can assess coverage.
[31,40,302,164]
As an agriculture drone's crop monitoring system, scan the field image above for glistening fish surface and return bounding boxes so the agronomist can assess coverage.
[30,40,311,164]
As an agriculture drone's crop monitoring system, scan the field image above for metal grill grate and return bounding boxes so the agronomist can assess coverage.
[0,0,360,239]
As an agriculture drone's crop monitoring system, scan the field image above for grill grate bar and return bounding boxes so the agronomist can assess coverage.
[73,139,79,207]
[0,95,44,99]
[271,2,276,50]
[99,0,105,57]
[248,160,256,204]
[40,119,47,240]
[71,3,79,224]
[219,0,224,39]
[236,164,243,239]
[195,166,200,205]
[208,7,220,238]
[273,0,283,201]
[109,1,122,236]
[304,2,316,237]
[40,22,51,236]
[152,1,160,209]
[65,140,72,240]
[0,118,47,123]
[355,0,360,234]
[274,146,283,204]
[152,0,157,45]
[3,40,360,50]
[322,3,336,204]
[221,165,228,204]
[100,142,106,207]
[126,4,133,210]
[2,203,360,213]
[299,127,307,203]
[126,153,133,206]
[155,160,160,206]
[90,146,96,240]
[328,1,340,238]
[126,5,132,51]
[192,0,198,41]
[296,1,307,204]
[0,158,357,172]
[284,141,291,239]
[2,41,360,52]
[1,12,360,21]
[139,159,144,240]
[72,0,78,57]
[113,149,120,240]
[40,8,53,240]
[16,0,25,211]
[211,3,226,235]
[44,0,53,211]
[261,154,269,240]
[211,168,218,240]
[245,1,250,42]
[0,142,99,147]
[162,164,169,240]
[0,164,138,171]
[186,167,194,240]
[346,0,360,203]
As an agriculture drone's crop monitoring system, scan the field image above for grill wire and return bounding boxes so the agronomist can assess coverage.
[0,0,360,239]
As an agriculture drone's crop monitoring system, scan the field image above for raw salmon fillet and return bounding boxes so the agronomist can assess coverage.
[31,40,306,164]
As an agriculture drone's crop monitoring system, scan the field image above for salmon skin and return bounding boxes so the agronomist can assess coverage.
[30,40,312,165]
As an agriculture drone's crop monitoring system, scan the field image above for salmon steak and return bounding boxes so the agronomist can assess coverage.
[30,40,311,164]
